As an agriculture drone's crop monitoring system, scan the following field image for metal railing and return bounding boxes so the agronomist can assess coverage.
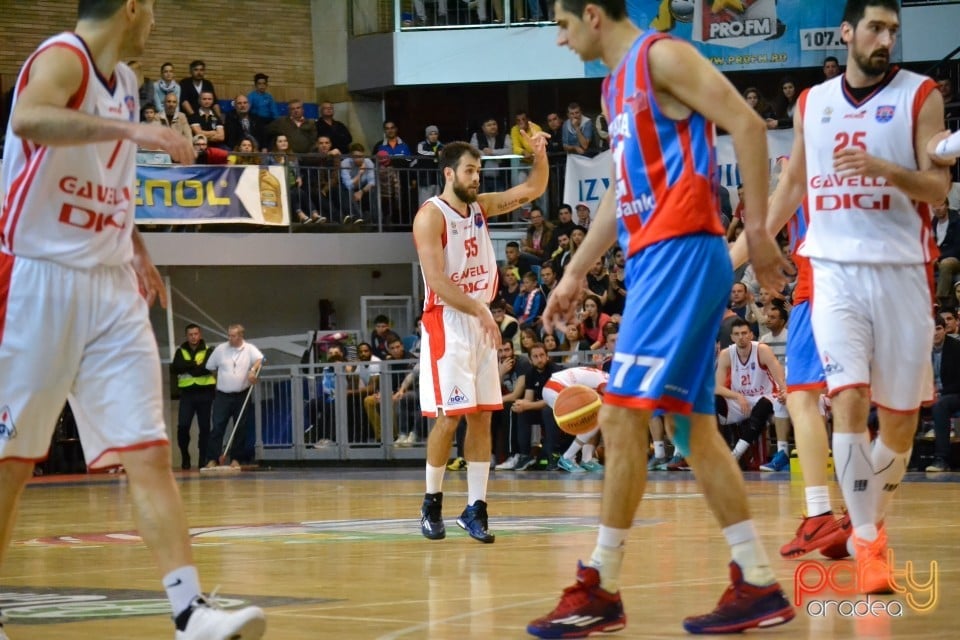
[350,1,555,36]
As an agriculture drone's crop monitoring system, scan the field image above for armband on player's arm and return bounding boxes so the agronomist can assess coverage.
[930,130,960,163]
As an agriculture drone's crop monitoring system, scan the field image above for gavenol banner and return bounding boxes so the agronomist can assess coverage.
[584,0,887,74]
[134,165,289,225]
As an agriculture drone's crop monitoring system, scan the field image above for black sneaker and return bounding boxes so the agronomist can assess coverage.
[926,458,950,472]
[420,492,446,540]
[457,500,495,543]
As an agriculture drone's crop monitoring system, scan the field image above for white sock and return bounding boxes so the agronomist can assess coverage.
[804,485,831,517]
[871,437,910,523]
[588,525,628,593]
[777,441,789,454]
[563,438,583,460]
[466,461,490,505]
[653,440,666,459]
[833,431,878,541]
[723,520,776,586]
[163,566,202,617]
[732,439,750,460]
[582,443,596,462]
[425,463,445,494]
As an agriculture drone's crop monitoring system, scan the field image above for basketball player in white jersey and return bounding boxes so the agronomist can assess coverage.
[0,2,264,639]
[543,366,608,473]
[715,318,787,465]
[767,0,951,595]
[416,134,548,543]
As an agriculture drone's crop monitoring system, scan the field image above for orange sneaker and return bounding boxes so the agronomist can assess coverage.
[819,512,852,559]
[779,512,844,559]
[853,527,893,595]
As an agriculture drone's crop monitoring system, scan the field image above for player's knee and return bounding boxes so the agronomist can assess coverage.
[752,397,773,419]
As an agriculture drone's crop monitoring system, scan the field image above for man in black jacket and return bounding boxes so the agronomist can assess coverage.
[170,324,216,469]
[933,198,960,309]
[928,316,960,471]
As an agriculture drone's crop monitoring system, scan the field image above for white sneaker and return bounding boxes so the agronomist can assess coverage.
[175,596,265,640]
[394,433,410,447]
[923,428,936,439]
[406,432,419,445]
[496,453,520,470]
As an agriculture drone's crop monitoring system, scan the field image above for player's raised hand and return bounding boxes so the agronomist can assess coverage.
[130,123,195,164]
[520,128,550,157]
[543,274,584,336]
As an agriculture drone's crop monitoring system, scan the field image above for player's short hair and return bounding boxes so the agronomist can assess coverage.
[439,142,481,173]
[77,0,126,20]
[842,0,899,27]
[558,0,626,20]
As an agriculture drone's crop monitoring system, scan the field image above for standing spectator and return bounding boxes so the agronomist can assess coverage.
[316,101,353,155]
[743,87,778,130]
[933,197,960,309]
[374,120,412,156]
[774,76,800,129]
[376,150,402,224]
[153,62,180,116]
[154,92,193,145]
[544,111,565,155]
[341,142,376,223]
[927,316,960,471]
[823,56,841,80]
[605,261,627,319]
[247,73,279,121]
[470,116,512,191]
[225,93,268,151]
[205,325,263,469]
[179,59,220,118]
[416,125,444,205]
[562,102,594,155]
[586,257,610,302]
[511,110,543,166]
[301,135,345,222]
[271,135,321,224]
[188,91,225,148]
[730,281,762,335]
[938,76,959,123]
[267,99,317,154]
[170,324,216,470]
[370,315,394,360]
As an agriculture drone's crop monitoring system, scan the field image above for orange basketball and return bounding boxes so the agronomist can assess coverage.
[553,384,602,436]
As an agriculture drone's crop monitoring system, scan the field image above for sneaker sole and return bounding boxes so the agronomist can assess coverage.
[683,604,795,634]
[526,617,625,638]
[456,518,495,543]
[232,615,266,640]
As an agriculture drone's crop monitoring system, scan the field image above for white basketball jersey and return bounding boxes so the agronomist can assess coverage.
[544,366,609,408]
[421,196,498,311]
[799,70,938,264]
[1,33,140,268]
[728,342,774,398]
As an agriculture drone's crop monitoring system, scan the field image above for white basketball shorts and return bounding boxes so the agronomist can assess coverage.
[717,394,787,425]
[419,305,503,417]
[0,255,168,469]
[809,259,934,411]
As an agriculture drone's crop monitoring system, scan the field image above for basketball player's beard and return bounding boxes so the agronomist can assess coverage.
[852,48,890,79]
[452,180,478,204]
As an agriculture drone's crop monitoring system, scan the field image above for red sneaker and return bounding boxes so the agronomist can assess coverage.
[526,562,626,638]
[779,512,844,559]
[853,527,893,595]
[819,512,852,559]
[682,562,794,634]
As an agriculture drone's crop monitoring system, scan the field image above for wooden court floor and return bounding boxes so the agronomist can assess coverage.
[2,467,956,639]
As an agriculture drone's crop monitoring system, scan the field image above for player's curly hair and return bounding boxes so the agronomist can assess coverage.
[842,0,899,26]
[558,0,627,20]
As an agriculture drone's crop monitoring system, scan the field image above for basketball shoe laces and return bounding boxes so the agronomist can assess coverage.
[548,567,609,617]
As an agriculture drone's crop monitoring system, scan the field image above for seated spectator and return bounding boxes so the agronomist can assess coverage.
[934,197,960,309]
[499,267,522,308]
[605,261,626,319]
[470,116,512,192]
[301,135,346,222]
[927,316,960,471]
[743,87,778,130]
[511,344,563,470]
[519,326,540,358]
[562,102,594,156]
[305,343,344,446]
[370,316,394,360]
[416,125,444,205]
[505,240,537,277]
[179,59,220,118]
[560,323,591,364]
[544,111,565,157]
[579,293,611,350]
[938,76,960,124]
[558,225,587,277]
[511,110,543,167]
[373,120,412,156]
[553,202,575,240]
[774,76,800,129]
[189,91,225,148]
[594,113,610,152]
[725,184,746,242]
[729,281,763,336]
[192,135,227,165]
[363,335,421,446]
[550,230,571,276]
[341,143,376,223]
[586,257,609,303]
[574,202,593,230]
[225,93,268,151]
[542,333,561,361]
[316,101,353,154]
[267,99,317,154]
[247,73,280,121]
[228,137,260,165]
[141,102,158,124]
[539,261,559,301]
[822,56,841,80]
[513,271,545,326]
[942,308,960,339]
[492,300,521,353]
[154,92,193,146]
[492,340,530,468]
[271,135,321,224]
[153,62,180,116]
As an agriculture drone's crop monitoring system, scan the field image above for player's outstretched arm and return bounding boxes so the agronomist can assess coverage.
[479,130,550,217]
[11,47,192,163]
[929,129,960,165]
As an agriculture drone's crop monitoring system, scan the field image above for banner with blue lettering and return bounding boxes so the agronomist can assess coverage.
[584,0,891,74]
[135,165,289,225]
[563,130,794,217]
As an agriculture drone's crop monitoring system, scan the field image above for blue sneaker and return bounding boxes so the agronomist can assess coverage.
[420,492,445,540]
[457,500,495,543]
[580,459,603,473]
[527,562,626,638]
[759,450,790,472]
[682,562,794,634]
[558,456,586,473]
[647,455,667,471]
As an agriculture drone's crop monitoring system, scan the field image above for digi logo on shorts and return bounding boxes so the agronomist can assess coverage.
[448,386,470,406]
[0,406,17,440]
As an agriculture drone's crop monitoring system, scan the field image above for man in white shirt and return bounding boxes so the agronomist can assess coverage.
[205,324,263,468]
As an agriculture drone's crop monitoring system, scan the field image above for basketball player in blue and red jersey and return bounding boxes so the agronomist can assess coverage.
[528,1,796,637]
[0,2,264,638]
[766,0,951,595]
[731,157,853,562]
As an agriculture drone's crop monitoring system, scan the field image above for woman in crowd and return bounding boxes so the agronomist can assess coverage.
[272,134,322,224]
